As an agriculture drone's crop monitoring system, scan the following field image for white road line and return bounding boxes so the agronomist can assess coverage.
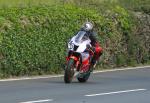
[0,65,150,82]
[20,99,53,103]
[85,89,147,97]
[0,75,63,82]
[93,65,150,73]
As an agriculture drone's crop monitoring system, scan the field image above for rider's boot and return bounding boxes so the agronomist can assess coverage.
[89,58,97,72]
[93,60,97,69]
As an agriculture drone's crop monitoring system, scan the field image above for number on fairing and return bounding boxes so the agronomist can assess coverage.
[68,41,74,50]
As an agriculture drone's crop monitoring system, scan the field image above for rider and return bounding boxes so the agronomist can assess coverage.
[80,22,103,69]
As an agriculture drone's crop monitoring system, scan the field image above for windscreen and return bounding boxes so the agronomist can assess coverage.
[75,31,88,43]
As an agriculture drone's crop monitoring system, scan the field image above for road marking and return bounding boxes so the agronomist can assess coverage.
[85,89,147,97]
[93,65,150,74]
[20,99,53,103]
[0,75,63,82]
[0,65,149,82]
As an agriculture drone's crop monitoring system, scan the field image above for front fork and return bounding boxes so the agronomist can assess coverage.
[66,56,81,71]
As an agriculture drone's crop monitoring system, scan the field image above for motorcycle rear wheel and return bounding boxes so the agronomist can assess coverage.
[64,59,75,83]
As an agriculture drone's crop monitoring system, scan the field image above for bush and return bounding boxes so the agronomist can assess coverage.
[0,5,106,77]
[0,2,148,78]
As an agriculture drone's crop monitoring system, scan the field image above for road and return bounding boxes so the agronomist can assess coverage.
[0,66,150,103]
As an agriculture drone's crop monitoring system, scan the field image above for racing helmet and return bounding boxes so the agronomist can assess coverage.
[82,22,93,31]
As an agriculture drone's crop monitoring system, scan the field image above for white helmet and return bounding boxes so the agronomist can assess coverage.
[82,22,93,31]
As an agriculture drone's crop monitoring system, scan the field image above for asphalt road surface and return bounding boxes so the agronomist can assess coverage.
[0,67,150,103]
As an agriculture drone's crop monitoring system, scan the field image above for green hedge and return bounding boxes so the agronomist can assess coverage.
[0,5,104,77]
[0,4,146,78]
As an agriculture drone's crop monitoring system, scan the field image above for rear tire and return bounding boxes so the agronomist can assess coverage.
[64,59,75,83]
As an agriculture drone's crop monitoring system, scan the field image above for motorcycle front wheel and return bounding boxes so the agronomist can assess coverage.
[64,58,75,83]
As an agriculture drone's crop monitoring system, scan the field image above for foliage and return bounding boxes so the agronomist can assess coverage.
[0,5,105,77]
[0,0,60,8]
[0,0,149,78]
[117,0,150,14]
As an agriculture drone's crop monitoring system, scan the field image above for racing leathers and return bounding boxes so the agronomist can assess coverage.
[81,29,103,68]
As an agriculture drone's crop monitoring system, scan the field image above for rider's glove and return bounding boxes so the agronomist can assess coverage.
[86,44,95,54]
[86,44,91,49]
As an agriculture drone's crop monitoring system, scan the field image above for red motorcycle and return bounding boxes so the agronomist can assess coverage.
[64,31,94,83]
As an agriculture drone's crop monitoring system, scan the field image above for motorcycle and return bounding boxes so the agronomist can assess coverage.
[64,31,94,83]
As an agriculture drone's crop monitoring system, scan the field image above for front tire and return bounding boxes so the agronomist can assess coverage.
[64,59,75,83]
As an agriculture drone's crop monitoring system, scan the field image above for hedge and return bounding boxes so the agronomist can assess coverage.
[0,4,147,78]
